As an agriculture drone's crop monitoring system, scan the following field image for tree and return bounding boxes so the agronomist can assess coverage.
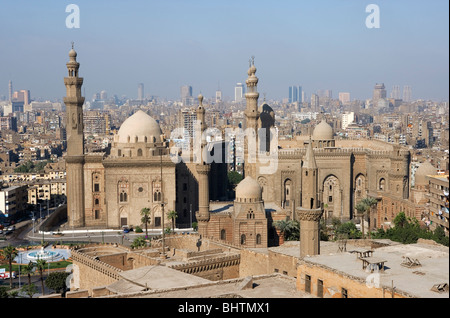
[21,261,36,298]
[273,219,299,242]
[140,207,151,238]
[21,283,38,298]
[167,210,178,233]
[45,272,70,296]
[355,201,368,239]
[336,222,361,239]
[35,259,47,295]
[131,236,147,249]
[361,197,378,236]
[0,245,19,289]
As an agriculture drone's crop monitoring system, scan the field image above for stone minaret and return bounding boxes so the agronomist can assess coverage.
[298,138,323,257]
[244,57,260,179]
[64,44,85,228]
[195,94,210,236]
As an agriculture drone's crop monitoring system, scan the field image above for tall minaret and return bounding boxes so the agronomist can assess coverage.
[195,94,211,236]
[244,56,260,179]
[64,44,85,228]
[298,138,323,257]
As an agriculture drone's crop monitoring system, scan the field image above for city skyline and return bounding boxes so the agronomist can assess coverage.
[0,0,448,102]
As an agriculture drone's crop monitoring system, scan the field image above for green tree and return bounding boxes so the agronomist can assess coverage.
[228,171,243,194]
[361,197,378,237]
[273,219,299,241]
[21,283,38,298]
[45,272,70,296]
[131,236,148,249]
[336,222,361,239]
[355,201,368,238]
[167,210,178,232]
[35,259,47,296]
[21,261,36,298]
[140,207,151,238]
[0,245,19,289]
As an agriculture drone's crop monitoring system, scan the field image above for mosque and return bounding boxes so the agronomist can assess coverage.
[64,47,414,253]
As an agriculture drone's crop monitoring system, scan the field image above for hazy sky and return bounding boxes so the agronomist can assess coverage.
[0,0,448,102]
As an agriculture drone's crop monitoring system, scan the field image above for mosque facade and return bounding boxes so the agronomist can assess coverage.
[64,48,415,252]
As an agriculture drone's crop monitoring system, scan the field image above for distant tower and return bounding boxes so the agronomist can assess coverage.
[8,80,12,102]
[138,83,144,101]
[297,138,323,257]
[64,43,85,228]
[244,57,260,179]
[195,94,211,236]
[235,83,244,103]
[373,83,386,103]
[403,85,412,102]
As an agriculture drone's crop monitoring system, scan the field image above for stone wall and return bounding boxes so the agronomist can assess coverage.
[296,261,408,298]
[239,249,269,277]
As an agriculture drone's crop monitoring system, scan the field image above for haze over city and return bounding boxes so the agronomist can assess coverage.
[0,0,448,102]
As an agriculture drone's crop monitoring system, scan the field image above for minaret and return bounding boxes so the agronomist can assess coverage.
[64,43,85,228]
[244,56,260,179]
[195,94,211,236]
[298,137,323,257]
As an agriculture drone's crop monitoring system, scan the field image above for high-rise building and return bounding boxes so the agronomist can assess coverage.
[235,83,244,103]
[373,83,386,103]
[8,80,12,102]
[403,85,412,102]
[390,85,401,99]
[138,83,144,101]
[215,90,222,103]
[13,90,30,105]
[289,86,303,103]
[311,93,319,110]
[181,85,193,106]
[289,86,298,103]
[339,92,351,105]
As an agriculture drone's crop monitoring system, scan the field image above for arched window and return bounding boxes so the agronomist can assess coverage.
[256,234,261,245]
[379,178,386,191]
[220,229,226,240]
[240,234,246,245]
[94,198,99,205]
[137,148,143,156]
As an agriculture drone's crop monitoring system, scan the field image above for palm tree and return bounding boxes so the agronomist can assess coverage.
[0,245,18,288]
[273,219,293,245]
[362,197,378,237]
[355,201,368,239]
[35,259,47,295]
[167,210,178,233]
[131,236,147,249]
[21,261,36,298]
[140,207,151,238]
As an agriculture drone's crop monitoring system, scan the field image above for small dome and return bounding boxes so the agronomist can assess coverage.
[117,110,162,144]
[415,161,437,186]
[69,48,77,58]
[312,119,334,141]
[236,176,262,201]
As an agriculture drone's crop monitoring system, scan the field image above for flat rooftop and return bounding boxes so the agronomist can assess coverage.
[303,241,449,298]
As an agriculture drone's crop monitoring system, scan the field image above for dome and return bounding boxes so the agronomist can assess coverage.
[236,176,262,201]
[312,119,334,141]
[117,110,162,143]
[69,49,77,58]
[415,161,437,186]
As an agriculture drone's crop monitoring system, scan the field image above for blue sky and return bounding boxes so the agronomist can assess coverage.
[0,0,448,101]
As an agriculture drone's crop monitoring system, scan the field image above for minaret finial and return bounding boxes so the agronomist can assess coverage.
[251,56,255,65]
[71,41,74,49]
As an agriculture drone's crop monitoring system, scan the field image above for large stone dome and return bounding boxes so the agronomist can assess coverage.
[235,176,262,202]
[312,119,334,141]
[415,161,437,186]
[117,110,162,144]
